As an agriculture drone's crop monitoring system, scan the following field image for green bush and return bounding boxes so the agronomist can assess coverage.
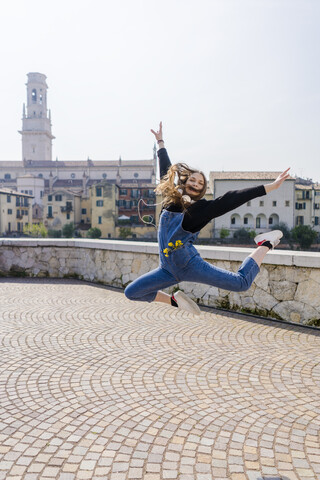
[291,225,318,250]
[233,228,256,242]
[87,227,102,239]
[47,229,62,238]
[23,223,48,238]
[62,223,75,238]
[119,227,132,239]
[219,228,230,239]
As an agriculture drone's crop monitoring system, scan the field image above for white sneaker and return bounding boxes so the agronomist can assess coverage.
[173,291,201,316]
[254,230,283,249]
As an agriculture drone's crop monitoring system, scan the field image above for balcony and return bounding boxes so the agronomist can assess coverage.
[61,205,73,213]
[296,194,311,201]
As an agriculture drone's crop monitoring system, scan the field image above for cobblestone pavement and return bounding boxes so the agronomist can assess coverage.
[0,278,319,480]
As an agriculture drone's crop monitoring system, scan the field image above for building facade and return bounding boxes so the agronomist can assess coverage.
[0,73,157,237]
[42,189,81,232]
[209,172,296,238]
[295,183,320,232]
[0,189,33,235]
[90,182,117,238]
[0,73,156,199]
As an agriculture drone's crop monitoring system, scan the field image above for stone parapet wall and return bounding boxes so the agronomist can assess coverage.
[1,238,319,326]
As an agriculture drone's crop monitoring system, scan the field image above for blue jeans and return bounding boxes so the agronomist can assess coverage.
[124,210,260,303]
[124,254,259,303]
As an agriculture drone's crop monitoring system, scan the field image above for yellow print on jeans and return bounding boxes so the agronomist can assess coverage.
[163,240,184,257]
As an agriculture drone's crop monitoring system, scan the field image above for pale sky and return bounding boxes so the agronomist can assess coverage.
[0,0,319,181]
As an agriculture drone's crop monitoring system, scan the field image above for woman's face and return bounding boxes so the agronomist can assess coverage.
[184,172,206,199]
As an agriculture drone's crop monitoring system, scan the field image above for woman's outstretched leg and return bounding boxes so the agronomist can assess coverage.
[248,245,269,268]
[154,290,201,315]
[154,290,171,305]
[180,230,283,293]
[124,267,176,303]
[124,267,201,315]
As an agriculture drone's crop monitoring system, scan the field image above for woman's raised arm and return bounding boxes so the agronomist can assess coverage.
[151,121,171,179]
[264,168,291,193]
[151,121,165,149]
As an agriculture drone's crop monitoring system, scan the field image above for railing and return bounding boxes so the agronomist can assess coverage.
[61,205,73,213]
[296,195,310,201]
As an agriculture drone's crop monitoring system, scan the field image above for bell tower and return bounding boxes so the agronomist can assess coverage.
[19,72,55,161]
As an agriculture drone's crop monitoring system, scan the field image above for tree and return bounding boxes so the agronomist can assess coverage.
[23,223,48,238]
[233,228,256,243]
[119,227,132,239]
[62,222,75,238]
[219,228,230,239]
[291,225,318,250]
[47,229,62,238]
[87,227,102,239]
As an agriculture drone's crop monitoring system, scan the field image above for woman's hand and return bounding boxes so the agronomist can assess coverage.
[264,168,291,193]
[151,121,164,143]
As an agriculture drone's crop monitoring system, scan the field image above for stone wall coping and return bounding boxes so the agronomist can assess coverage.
[1,237,320,268]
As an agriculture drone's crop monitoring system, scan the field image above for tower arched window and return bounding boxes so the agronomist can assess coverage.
[39,94,43,105]
[32,89,37,103]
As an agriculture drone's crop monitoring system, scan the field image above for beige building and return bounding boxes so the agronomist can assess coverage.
[79,196,92,236]
[295,183,320,232]
[0,188,33,235]
[209,171,296,237]
[90,182,117,238]
[43,189,81,232]
[0,73,156,216]
[0,72,157,239]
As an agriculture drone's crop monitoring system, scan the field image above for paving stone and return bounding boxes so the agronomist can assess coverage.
[0,278,319,480]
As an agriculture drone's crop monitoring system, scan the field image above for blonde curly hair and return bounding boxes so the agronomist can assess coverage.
[155,163,207,209]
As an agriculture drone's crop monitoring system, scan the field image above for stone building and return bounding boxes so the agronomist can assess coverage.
[209,171,296,238]
[0,73,156,207]
[90,182,117,238]
[295,183,320,231]
[0,188,33,235]
[0,73,157,237]
[42,190,81,232]
[17,174,45,205]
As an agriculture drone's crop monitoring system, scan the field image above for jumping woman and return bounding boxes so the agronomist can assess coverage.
[124,122,290,315]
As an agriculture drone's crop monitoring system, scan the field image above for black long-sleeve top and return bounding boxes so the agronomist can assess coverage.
[158,147,266,233]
